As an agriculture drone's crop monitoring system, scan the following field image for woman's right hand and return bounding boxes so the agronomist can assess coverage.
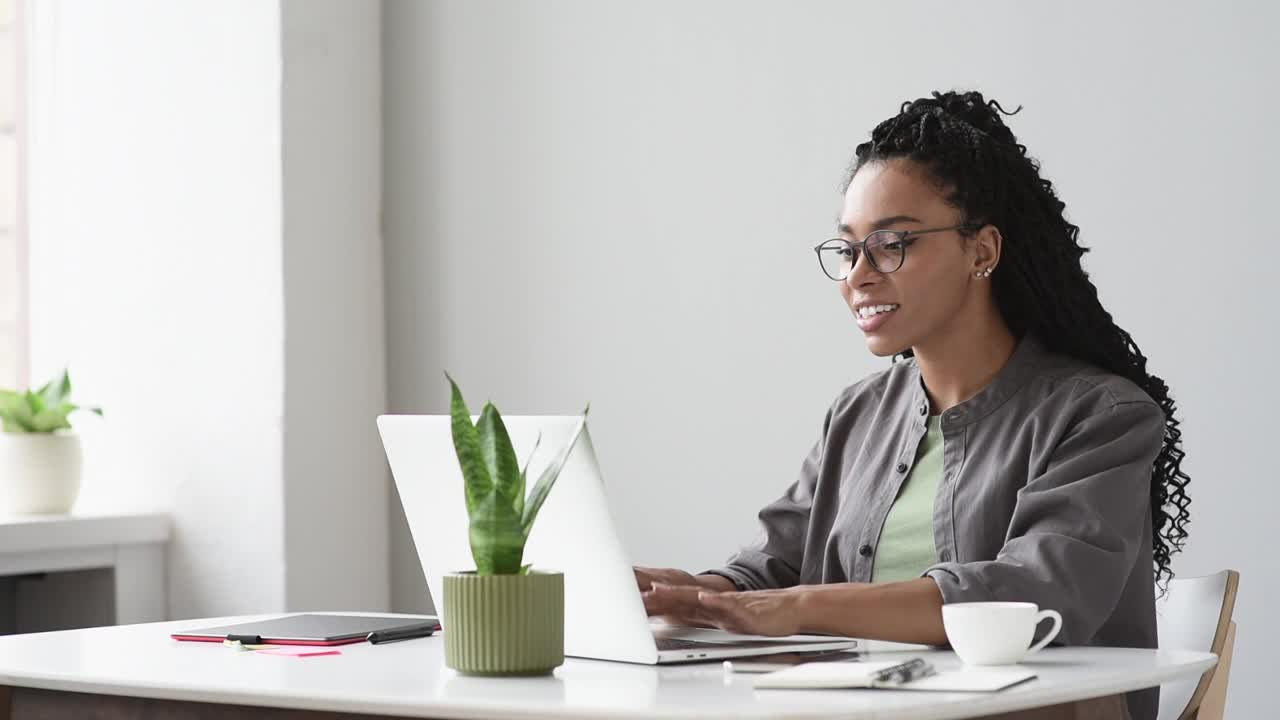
[634,566,736,627]
[633,566,699,593]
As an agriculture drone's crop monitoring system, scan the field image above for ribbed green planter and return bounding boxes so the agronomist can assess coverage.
[442,570,564,676]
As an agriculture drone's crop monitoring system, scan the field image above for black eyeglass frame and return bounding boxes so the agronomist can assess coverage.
[813,223,981,280]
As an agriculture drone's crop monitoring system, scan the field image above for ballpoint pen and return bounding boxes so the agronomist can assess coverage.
[870,657,937,685]
[367,621,440,645]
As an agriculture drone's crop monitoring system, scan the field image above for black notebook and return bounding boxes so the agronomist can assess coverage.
[171,613,439,646]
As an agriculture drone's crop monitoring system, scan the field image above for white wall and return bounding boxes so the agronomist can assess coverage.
[26,0,390,618]
[26,0,286,617]
[281,0,388,613]
[383,1,1279,714]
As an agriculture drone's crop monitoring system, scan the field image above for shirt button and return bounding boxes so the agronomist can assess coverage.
[858,544,873,557]
[918,405,927,415]
[896,462,908,473]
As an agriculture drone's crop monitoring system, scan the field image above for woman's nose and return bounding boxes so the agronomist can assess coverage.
[844,250,879,289]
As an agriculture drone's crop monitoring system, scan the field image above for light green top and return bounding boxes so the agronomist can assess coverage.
[870,414,943,583]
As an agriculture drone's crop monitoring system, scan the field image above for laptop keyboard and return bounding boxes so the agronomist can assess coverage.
[655,637,802,651]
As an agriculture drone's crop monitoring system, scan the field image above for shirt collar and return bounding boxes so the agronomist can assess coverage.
[908,333,1048,429]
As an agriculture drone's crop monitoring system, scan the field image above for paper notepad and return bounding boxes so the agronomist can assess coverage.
[752,661,1036,692]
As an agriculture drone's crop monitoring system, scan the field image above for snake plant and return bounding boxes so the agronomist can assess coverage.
[446,372,587,575]
[0,370,102,433]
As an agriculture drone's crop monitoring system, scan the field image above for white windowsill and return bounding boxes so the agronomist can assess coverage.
[0,512,170,555]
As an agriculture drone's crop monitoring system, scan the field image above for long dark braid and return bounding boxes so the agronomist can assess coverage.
[845,90,1190,591]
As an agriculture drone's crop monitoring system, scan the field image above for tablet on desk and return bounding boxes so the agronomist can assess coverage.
[171,613,440,646]
[724,649,863,673]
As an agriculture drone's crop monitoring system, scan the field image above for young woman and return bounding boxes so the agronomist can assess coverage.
[634,90,1190,720]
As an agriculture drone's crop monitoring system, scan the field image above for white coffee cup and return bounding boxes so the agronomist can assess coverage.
[941,601,1063,666]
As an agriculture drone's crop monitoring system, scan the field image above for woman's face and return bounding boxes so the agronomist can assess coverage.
[837,158,987,357]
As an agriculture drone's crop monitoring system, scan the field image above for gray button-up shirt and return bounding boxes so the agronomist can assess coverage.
[706,333,1165,720]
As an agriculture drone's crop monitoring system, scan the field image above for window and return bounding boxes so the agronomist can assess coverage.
[0,0,23,390]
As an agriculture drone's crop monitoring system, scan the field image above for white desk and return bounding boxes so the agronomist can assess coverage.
[0,613,1215,719]
[0,513,169,627]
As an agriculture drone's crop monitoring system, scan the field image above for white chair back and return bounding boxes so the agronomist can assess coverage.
[1155,570,1238,720]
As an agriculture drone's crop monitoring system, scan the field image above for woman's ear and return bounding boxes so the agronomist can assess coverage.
[970,224,1003,277]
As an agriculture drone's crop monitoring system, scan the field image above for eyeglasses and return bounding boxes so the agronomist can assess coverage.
[813,223,977,280]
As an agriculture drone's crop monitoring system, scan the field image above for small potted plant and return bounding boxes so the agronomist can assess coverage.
[443,372,585,675]
[0,370,102,514]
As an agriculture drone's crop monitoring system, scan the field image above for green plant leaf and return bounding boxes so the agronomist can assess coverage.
[3,372,101,433]
[2,394,37,432]
[516,432,542,519]
[476,403,522,517]
[446,372,491,517]
[31,409,72,433]
[522,463,559,540]
[39,370,71,409]
[0,389,22,424]
[519,564,532,575]
[521,417,588,539]
[467,494,525,575]
[447,374,589,574]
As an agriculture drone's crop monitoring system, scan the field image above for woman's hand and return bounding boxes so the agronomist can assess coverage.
[640,583,714,627]
[644,584,806,636]
[696,588,806,636]
[633,566,698,592]
[635,567,738,628]
[635,567,714,627]
[642,575,950,645]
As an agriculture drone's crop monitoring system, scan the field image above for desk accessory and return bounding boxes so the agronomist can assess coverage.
[752,656,1036,692]
[439,373,586,675]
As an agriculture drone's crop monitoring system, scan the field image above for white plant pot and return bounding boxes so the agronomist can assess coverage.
[0,432,83,514]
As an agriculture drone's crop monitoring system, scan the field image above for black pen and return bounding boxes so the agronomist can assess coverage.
[367,621,439,645]
[870,657,936,685]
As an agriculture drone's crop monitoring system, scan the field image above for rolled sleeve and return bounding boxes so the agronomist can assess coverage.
[924,400,1165,645]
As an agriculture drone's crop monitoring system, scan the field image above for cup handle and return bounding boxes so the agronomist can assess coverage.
[1024,609,1063,656]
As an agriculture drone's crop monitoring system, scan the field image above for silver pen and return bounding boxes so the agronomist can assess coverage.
[870,657,937,685]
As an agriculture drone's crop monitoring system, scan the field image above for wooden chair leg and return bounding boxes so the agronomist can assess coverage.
[1195,621,1236,720]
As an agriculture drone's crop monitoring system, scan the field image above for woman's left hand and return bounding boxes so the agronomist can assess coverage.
[645,583,807,636]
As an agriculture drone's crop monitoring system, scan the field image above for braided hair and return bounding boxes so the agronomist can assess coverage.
[845,90,1190,591]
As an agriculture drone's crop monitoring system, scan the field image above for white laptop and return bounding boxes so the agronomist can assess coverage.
[377,414,860,664]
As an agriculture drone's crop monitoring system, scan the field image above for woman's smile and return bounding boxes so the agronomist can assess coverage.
[854,303,900,333]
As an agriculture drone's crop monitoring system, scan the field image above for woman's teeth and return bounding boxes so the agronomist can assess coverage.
[857,304,900,319]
